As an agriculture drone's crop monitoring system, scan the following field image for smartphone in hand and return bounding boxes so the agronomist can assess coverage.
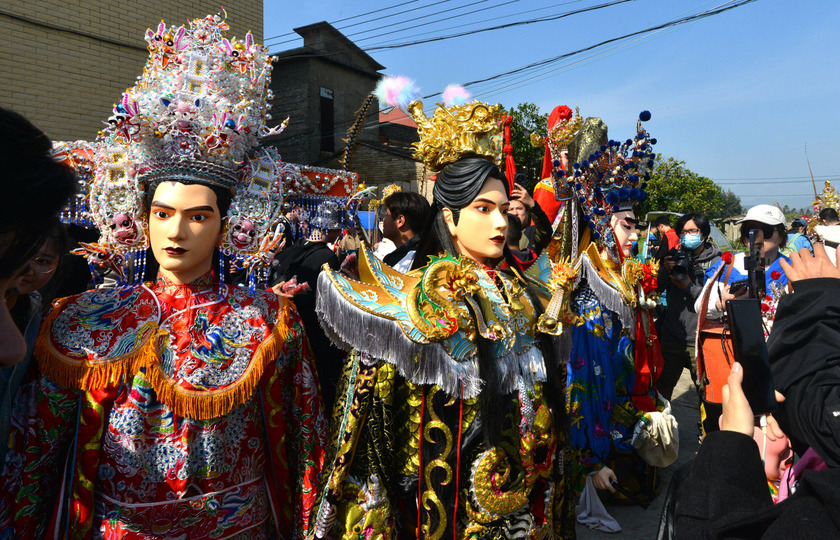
[729,278,748,297]
[725,299,777,415]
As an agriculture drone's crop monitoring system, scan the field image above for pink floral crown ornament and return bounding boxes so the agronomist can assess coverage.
[58,11,289,291]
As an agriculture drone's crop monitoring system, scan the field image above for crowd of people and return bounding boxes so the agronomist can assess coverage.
[1,11,839,540]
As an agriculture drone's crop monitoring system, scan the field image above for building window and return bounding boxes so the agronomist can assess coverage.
[320,87,334,152]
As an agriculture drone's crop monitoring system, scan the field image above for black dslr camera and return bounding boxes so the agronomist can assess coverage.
[668,247,694,281]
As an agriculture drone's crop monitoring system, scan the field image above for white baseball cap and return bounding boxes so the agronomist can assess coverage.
[736,204,786,227]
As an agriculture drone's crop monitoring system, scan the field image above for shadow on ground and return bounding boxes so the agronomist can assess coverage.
[575,370,701,539]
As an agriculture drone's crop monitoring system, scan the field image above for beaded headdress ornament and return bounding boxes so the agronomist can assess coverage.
[555,111,656,242]
[59,11,288,289]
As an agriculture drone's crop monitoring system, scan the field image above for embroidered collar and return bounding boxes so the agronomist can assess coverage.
[154,270,218,296]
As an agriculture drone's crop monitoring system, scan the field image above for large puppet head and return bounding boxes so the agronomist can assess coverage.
[559,112,656,262]
[374,77,512,267]
[59,11,288,288]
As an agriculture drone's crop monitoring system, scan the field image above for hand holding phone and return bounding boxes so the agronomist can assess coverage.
[729,279,749,297]
[725,299,777,415]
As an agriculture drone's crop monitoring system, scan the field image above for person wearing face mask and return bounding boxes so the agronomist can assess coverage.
[655,213,721,402]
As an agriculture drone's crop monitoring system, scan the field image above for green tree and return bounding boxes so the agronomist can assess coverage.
[502,102,548,192]
[637,157,725,220]
[716,189,743,219]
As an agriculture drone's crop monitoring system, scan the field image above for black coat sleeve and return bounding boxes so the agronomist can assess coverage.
[767,277,840,467]
[675,431,773,540]
[528,201,554,255]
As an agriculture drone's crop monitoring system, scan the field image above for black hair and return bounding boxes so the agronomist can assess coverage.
[820,207,839,224]
[674,213,711,238]
[409,157,565,447]
[143,178,234,225]
[0,107,76,278]
[383,191,430,234]
[739,221,787,246]
[411,157,508,270]
[30,217,69,307]
[506,212,523,246]
[653,215,672,228]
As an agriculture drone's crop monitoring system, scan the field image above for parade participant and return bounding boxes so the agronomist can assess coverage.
[0,220,66,465]
[509,180,553,254]
[310,80,575,539]
[810,183,840,263]
[271,200,343,412]
[783,217,813,255]
[0,107,76,368]
[534,110,670,518]
[0,13,325,538]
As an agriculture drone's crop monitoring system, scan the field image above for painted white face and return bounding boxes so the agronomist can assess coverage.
[148,182,222,284]
[611,209,639,257]
[444,178,510,264]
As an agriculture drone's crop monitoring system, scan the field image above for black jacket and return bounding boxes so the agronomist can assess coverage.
[674,277,840,539]
[767,277,840,467]
[270,240,343,411]
[658,242,721,344]
[675,431,840,539]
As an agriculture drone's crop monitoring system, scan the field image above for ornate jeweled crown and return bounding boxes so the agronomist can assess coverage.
[374,76,504,172]
[407,100,504,172]
[57,11,289,287]
[555,111,656,241]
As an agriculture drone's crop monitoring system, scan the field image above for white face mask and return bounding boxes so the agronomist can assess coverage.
[681,233,703,250]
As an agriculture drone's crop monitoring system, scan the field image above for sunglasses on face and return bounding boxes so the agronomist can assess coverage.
[744,225,776,240]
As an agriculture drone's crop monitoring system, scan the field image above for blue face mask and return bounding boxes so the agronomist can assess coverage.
[681,233,703,250]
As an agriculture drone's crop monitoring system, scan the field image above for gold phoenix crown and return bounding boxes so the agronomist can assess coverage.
[407,100,504,172]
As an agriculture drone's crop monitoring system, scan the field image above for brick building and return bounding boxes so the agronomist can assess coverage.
[0,1,262,142]
[264,22,428,195]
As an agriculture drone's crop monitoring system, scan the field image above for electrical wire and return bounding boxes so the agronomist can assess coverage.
[268,0,760,146]
[366,0,587,47]
[351,0,520,44]
[264,0,433,43]
[364,0,633,49]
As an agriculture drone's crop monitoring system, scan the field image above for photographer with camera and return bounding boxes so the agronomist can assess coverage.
[656,213,722,400]
[695,205,791,327]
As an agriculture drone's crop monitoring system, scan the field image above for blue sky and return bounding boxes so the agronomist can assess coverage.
[264,0,840,212]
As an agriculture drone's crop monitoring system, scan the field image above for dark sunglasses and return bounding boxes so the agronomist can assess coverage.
[745,225,776,239]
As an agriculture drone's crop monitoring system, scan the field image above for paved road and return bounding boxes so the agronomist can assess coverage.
[576,370,701,539]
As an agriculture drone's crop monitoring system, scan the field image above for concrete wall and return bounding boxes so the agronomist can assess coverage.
[0,1,261,142]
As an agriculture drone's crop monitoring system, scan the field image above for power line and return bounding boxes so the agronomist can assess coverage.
[451,0,759,87]
[265,0,452,45]
[714,174,840,185]
[351,0,521,44]
[365,0,633,50]
[365,0,586,48]
[268,0,758,147]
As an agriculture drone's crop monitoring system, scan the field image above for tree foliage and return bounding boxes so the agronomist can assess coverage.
[637,157,741,221]
[719,189,743,218]
[502,103,548,192]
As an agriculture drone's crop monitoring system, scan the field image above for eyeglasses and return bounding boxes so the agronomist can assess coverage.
[30,256,58,274]
[681,228,701,235]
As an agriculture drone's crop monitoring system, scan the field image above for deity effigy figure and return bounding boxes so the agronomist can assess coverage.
[0,12,325,539]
